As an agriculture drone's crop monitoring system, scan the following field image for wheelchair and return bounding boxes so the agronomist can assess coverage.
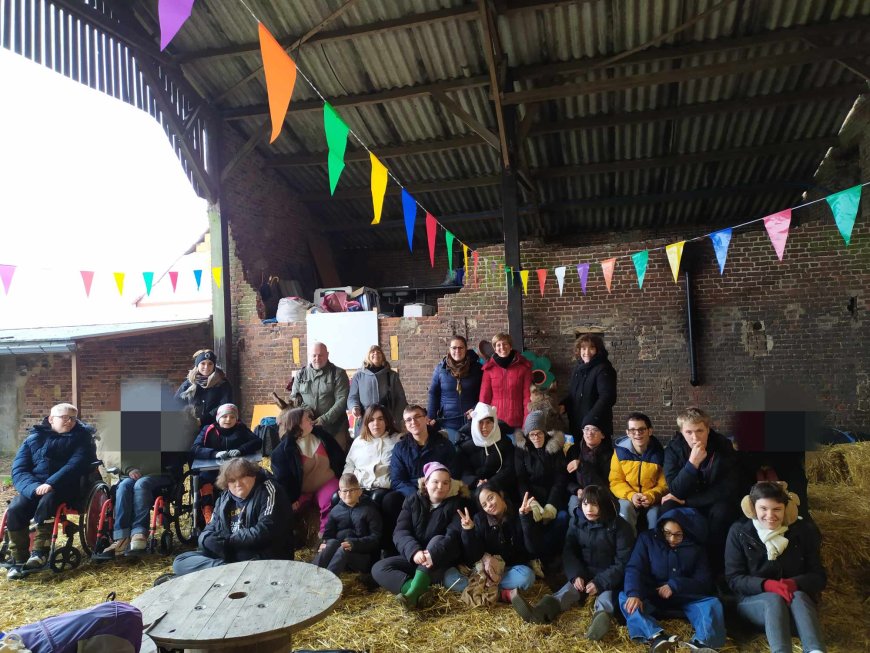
[0,461,110,574]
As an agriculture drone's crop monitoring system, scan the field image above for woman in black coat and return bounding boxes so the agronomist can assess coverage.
[565,413,615,515]
[171,459,292,577]
[561,334,617,438]
[174,349,233,427]
[725,481,827,653]
[371,462,467,609]
[453,402,515,493]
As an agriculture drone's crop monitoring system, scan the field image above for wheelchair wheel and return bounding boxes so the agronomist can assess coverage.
[79,481,110,556]
[159,530,174,555]
[0,511,12,566]
[49,545,82,572]
[172,470,201,545]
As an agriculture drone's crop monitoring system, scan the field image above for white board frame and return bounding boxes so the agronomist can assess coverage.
[306,311,378,370]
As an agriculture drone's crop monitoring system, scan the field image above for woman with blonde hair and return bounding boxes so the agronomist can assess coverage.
[174,349,232,427]
[480,333,532,430]
[348,345,407,438]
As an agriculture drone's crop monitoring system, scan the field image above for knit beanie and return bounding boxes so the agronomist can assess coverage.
[522,410,546,435]
[216,404,239,420]
[423,461,449,481]
[581,413,603,430]
[194,349,217,366]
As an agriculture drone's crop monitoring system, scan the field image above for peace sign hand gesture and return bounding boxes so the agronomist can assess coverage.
[518,492,533,515]
[458,507,474,530]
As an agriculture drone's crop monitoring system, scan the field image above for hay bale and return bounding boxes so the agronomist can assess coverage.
[807,442,870,492]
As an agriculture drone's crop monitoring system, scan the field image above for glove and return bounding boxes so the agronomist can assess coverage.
[201,533,228,559]
[763,579,794,603]
[215,451,229,461]
[227,449,241,458]
[528,498,544,522]
[541,504,558,523]
[782,578,798,593]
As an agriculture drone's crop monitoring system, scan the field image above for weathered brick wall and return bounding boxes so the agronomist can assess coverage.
[13,324,211,445]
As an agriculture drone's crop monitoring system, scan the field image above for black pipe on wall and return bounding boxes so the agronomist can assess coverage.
[685,267,700,386]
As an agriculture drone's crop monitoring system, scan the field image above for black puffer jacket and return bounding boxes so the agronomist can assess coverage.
[664,429,739,507]
[514,430,568,509]
[321,495,383,555]
[563,509,635,591]
[12,419,96,499]
[198,470,293,562]
[191,422,261,460]
[393,480,468,568]
[269,427,346,504]
[454,420,516,492]
[461,509,542,567]
[725,518,826,598]
[565,438,614,496]
[563,352,617,437]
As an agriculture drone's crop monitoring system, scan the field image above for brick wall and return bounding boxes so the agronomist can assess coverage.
[13,324,211,445]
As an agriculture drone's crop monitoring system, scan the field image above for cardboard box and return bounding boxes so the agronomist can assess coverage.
[403,303,435,317]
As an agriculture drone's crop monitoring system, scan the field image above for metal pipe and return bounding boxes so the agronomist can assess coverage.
[685,268,699,386]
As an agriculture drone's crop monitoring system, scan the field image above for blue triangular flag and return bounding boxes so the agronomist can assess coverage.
[402,189,416,251]
[710,228,732,275]
[193,269,203,290]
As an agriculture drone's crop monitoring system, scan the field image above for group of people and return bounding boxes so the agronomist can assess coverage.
[2,337,827,653]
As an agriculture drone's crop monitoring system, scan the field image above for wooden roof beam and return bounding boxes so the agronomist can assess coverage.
[300,175,502,202]
[429,91,501,151]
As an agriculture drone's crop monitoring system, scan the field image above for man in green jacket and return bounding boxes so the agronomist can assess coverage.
[293,342,350,447]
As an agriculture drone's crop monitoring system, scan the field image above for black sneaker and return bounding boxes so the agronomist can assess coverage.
[682,640,718,652]
[153,572,176,587]
[649,633,679,653]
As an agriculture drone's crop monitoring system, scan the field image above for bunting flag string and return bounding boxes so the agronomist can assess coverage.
[445,231,455,271]
[826,184,861,245]
[665,241,685,283]
[577,263,589,295]
[425,213,437,267]
[710,229,732,275]
[193,269,203,290]
[158,0,195,51]
[631,250,648,289]
[80,270,95,297]
[0,265,15,295]
[519,269,530,295]
[258,22,297,143]
[763,209,792,261]
[601,258,616,293]
[113,272,125,296]
[324,102,349,195]
[212,267,222,289]
[370,154,388,225]
[142,272,155,296]
[536,269,547,296]
[401,190,417,252]
[554,266,566,296]
[169,270,179,292]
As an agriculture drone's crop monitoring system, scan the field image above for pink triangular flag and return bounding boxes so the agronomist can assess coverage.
[601,258,616,293]
[0,265,16,295]
[80,271,95,297]
[169,271,179,292]
[536,269,547,296]
[763,209,792,261]
[425,213,437,267]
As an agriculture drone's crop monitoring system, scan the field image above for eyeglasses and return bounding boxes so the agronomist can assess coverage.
[662,529,684,541]
[52,415,76,422]
[404,415,425,423]
[627,427,649,434]
[338,488,362,494]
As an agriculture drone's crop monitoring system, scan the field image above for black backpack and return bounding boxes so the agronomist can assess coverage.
[254,418,281,456]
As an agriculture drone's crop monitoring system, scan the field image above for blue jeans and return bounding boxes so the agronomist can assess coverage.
[112,475,172,539]
[737,591,826,653]
[173,550,224,576]
[553,582,616,614]
[619,592,726,648]
[618,500,659,534]
[444,564,536,593]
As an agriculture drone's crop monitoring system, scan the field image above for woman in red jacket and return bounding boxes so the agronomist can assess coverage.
[480,333,532,430]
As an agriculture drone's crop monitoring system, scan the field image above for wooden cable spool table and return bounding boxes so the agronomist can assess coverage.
[132,560,342,652]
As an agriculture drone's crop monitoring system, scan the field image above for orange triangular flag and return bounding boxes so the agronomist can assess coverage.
[536,269,547,296]
[259,23,297,143]
[601,258,616,293]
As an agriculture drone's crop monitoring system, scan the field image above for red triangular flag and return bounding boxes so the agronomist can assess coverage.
[425,213,437,267]
[169,270,179,292]
[80,270,95,297]
[763,209,792,261]
[601,258,616,293]
[259,22,298,143]
[536,269,547,296]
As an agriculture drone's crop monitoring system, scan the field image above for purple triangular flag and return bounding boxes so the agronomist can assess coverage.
[401,189,416,252]
[159,0,195,50]
[576,263,589,295]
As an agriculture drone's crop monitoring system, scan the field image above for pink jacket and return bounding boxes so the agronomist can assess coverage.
[480,354,532,429]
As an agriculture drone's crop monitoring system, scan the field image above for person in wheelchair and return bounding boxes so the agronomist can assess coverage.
[6,403,96,580]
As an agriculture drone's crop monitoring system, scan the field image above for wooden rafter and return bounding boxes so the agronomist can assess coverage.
[429,91,501,151]
[477,0,510,169]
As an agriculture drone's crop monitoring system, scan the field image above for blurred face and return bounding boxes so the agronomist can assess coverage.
[367,410,386,437]
[425,470,451,502]
[48,412,77,434]
[662,520,684,549]
[310,344,328,369]
[338,484,362,507]
[493,339,511,357]
[197,360,215,376]
[297,412,314,437]
[754,497,786,530]
[479,488,506,518]
[581,499,600,521]
[528,429,546,449]
[403,410,427,439]
[448,339,467,362]
[479,417,495,437]
[368,348,385,366]
[582,425,604,448]
[227,475,256,500]
[579,343,597,363]
[681,421,710,448]
[626,419,651,451]
[218,413,238,429]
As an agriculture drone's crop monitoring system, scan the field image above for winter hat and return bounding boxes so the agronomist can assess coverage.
[522,410,546,435]
[581,413,604,430]
[471,402,502,448]
[216,404,239,420]
[423,461,450,481]
[194,349,217,366]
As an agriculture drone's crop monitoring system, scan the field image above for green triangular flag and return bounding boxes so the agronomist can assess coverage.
[445,231,455,270]
[825,185,861,245]
[323,102,349,195]
[632,250,649,289]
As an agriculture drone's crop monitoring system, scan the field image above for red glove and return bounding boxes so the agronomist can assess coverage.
[782,578,798,593]
[763,579,794,603]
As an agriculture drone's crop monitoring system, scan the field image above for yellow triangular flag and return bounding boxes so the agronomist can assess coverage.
[212,267,222,289]
[665,241,686,283]
[463,244,469,274]
[113,272,125,295]
[370,153,388,225]
[519,269,529,294]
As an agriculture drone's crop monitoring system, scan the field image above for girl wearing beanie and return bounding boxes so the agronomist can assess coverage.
[175,349,233,427]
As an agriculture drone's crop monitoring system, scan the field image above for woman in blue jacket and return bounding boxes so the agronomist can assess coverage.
[427,336,483,442]
[619,508,726,653]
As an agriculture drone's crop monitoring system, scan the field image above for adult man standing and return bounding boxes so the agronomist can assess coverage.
[663,407,739,574]
[292,342,350,448]
[6,403,96,579]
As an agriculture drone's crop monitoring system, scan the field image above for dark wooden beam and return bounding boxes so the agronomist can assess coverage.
[503,44,870,106]
[301,174,502,202]
[221,121,269,182]
[430,91,501,151]
[264,134,488,167]
[478,0,510,168]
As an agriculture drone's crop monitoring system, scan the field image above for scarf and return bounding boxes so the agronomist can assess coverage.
[471,405,502,448]
[752,520,790,560]
[296,431,321,459]
[194,373,209,388]
[492,351,515,369]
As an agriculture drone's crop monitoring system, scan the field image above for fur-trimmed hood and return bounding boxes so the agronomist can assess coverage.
[514,429,565,455]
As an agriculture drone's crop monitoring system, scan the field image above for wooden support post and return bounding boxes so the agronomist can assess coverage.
[70,347,81,410]
[501,107,523,350]
[209,119,232,376]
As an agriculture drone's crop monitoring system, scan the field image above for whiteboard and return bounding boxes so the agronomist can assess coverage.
[306,311,378,370]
